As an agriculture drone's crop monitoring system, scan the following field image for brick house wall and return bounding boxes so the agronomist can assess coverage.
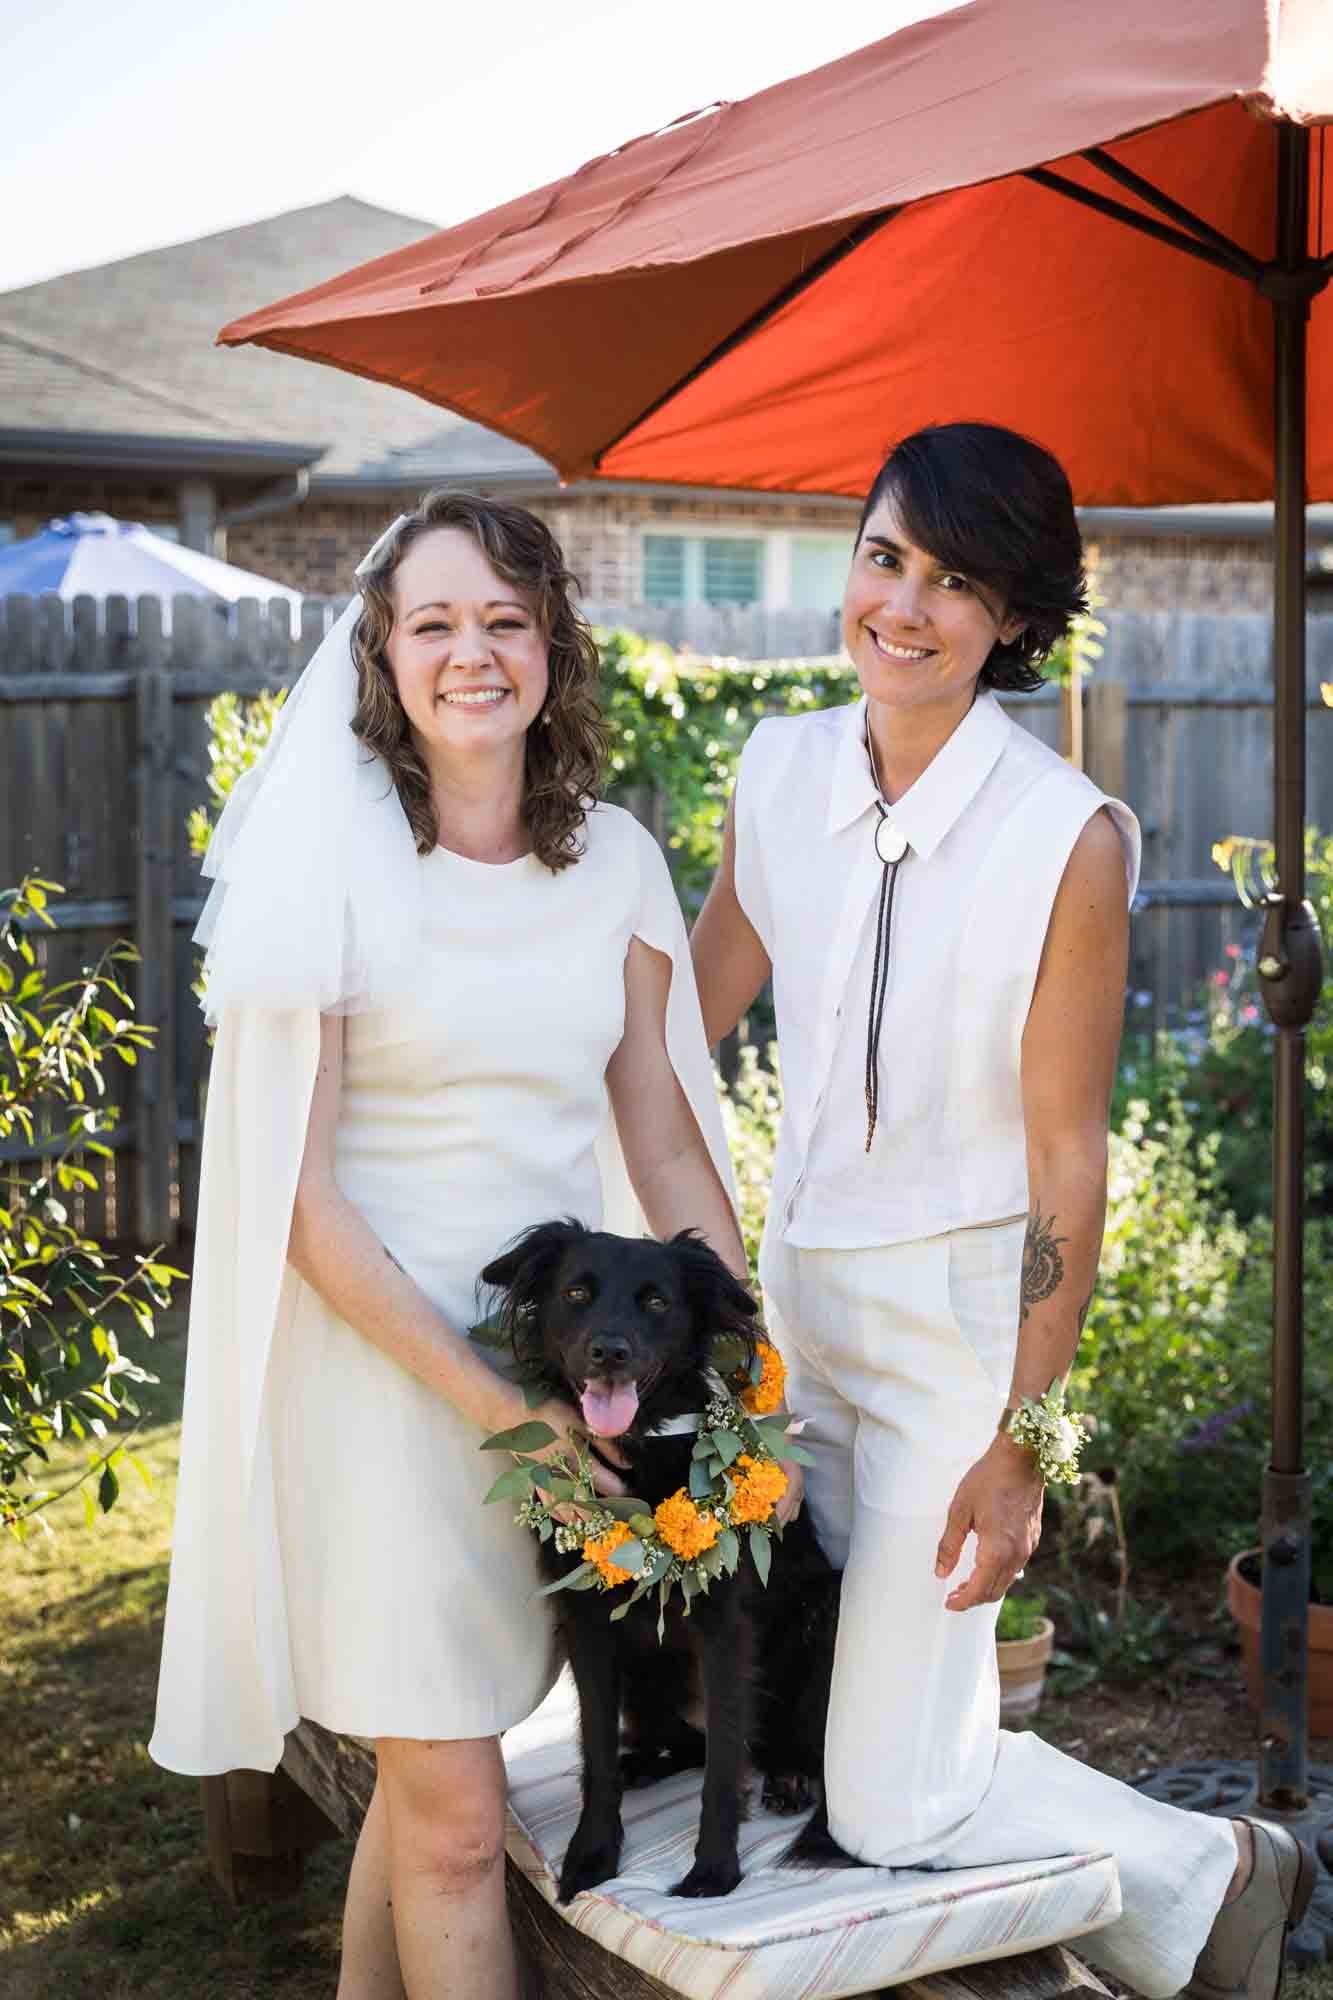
[0,468,1301,619]
[0,473,182,541]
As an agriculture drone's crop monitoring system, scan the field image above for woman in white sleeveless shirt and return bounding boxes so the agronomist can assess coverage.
[692,425,1311,2000]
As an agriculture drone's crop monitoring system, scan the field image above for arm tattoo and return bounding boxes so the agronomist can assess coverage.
[1020,1205,1068,1323]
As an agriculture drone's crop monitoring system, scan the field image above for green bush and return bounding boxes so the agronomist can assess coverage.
[715,1041,783,1285]
[1070,1093,1251,1556]
[1115,827,1333,1224]
[996,1590,1048,1642]
[1,878,181,1540]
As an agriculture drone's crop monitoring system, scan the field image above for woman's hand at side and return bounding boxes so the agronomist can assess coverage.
[934,1435,1044,1610]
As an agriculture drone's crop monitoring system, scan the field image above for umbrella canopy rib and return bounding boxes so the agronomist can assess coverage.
[592,206,901,471]
[1023,166,1264,285]
[1079,146,1266,270]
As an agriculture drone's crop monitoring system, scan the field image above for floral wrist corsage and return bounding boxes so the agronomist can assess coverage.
[999,1378,1089,1486]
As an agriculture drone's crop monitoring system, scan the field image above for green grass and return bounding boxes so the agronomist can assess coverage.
[5,1305,1333,2000]
[0,1309,347,1999]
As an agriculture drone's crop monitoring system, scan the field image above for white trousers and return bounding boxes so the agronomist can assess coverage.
[765,1222,1237,1999]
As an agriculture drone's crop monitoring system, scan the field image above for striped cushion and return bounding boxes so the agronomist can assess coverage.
[503,1676,1120,2000]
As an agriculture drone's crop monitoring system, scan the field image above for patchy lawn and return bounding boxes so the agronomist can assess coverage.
[2,1295,1330,1999]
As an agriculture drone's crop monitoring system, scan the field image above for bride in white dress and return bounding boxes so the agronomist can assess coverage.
[150,493,760,2000]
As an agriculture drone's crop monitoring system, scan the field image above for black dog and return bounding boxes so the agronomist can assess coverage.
[481,1220,842,1902]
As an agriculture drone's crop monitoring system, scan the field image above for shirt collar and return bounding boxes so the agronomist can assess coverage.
[825,688,1010,859]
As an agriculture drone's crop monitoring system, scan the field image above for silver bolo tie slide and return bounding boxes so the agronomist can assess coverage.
[864,811,908,1151]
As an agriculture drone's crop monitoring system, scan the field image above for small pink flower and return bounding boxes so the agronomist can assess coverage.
[1213,970,1229,987]
[1243,1005,1260,1022]
[1225,944,1241,959]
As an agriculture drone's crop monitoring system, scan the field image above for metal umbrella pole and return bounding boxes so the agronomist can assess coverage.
[1136,120,1331,1961]
[1257,119,1325,1812]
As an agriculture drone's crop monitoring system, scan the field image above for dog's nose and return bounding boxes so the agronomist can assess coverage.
[587,1334,632,1370]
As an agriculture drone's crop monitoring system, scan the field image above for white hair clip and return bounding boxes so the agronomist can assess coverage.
[354,514,412,583]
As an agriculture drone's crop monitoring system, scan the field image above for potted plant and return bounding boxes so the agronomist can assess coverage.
[996,1591,1055,1720]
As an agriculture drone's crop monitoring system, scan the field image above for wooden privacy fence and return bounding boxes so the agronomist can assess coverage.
[3,591,1331,1247]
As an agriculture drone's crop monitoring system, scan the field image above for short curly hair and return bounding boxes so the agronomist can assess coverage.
[855,424,1088,694]
[351,492,608,871]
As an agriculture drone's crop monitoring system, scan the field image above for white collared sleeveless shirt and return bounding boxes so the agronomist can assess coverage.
[732,689,1140,1299]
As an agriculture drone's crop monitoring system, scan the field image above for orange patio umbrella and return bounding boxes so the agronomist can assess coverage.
[222,0,1331,1816]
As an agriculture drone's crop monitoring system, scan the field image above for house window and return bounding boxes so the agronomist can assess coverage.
[790,534,851,612]
[642,532,765,607]
[643,535,687,604]
[702,537,763,606]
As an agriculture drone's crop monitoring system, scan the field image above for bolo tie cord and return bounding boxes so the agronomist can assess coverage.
[863,802,903,1153]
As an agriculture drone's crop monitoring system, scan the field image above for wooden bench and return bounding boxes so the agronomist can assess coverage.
[204,1707,1116,2000]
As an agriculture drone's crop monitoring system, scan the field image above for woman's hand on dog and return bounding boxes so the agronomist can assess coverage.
[524,1395,631,1523]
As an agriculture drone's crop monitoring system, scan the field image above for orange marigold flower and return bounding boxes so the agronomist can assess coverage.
[654,1489,721,1561]
[583,1520,636,1586]
[738,1338,786,1415]
[727,1453,789,1525]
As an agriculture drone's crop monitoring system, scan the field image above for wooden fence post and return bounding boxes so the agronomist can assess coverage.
[1084,679,1129,803]
[1059,678,1085,771]
[134,599,177,1247]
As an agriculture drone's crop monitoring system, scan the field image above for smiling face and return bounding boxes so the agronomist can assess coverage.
[541,1235,704,1438]
[383,525,550,761]
[842,495,1024,718]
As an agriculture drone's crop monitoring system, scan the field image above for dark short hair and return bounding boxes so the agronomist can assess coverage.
[855,423,1087,693]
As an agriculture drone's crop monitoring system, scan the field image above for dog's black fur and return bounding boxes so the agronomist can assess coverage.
[481,1219,843,1902]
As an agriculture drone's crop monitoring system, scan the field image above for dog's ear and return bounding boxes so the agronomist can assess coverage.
[665,1231,760,1357]
[481,1218,587,1292]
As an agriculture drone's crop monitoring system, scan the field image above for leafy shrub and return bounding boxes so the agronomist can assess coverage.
[1069,1092,1251,1562]
[1115,827,1333,1223]
[186,685,289,862]
[715,1041,783,1285]
[0,877,181,1540]
[996,1590,1048,1642]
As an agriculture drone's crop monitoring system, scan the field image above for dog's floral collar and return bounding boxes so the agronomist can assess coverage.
[478,1340,809,1639]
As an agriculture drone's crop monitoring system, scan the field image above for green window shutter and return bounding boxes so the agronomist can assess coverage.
[643,535,687,604]
[790,535,850,612]
[702,537,763,606]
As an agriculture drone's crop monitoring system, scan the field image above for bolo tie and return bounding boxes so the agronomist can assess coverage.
[863,732,908,1152]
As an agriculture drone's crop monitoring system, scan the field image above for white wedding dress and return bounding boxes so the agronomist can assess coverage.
[150,802,733,1770]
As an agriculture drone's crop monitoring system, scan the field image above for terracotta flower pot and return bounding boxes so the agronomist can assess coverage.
[997,1616,1055,1721]
[1227,1549,1333,1736]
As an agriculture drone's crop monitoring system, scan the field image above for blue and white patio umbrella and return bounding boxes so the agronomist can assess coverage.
[0,513,303,627]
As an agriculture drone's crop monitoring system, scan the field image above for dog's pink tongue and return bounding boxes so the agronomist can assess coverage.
[580,1379,640,1437]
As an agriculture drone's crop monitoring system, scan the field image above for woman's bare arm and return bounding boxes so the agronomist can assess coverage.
[1010,806,1129,1403]
[287,1014,544,1438]
[606,936,748,1281]
[936,810,1129,1610]
[690,796,771,1050]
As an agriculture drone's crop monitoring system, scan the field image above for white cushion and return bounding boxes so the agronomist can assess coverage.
[503,1677,1120,2000]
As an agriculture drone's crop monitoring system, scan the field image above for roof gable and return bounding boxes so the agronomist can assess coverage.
[0,197,555,484]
